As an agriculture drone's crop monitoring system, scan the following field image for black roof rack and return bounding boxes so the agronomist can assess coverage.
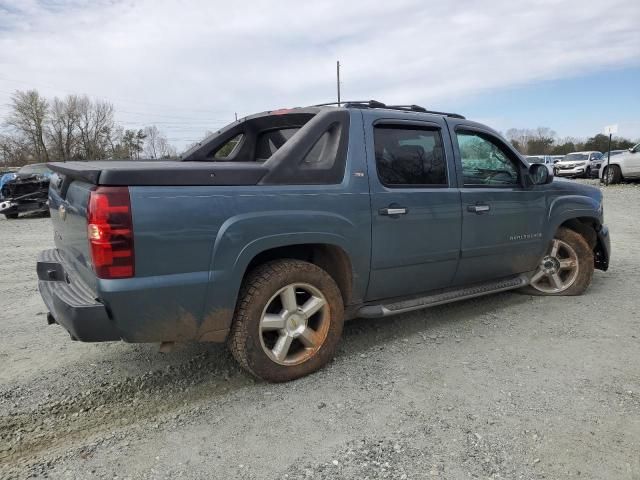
[310,100,465,119]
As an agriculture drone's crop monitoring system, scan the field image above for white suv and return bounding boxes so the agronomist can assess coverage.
[599,144,640,184]
[554,151,603,178]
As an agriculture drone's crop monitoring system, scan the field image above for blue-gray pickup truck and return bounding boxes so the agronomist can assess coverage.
[37,101,610,382]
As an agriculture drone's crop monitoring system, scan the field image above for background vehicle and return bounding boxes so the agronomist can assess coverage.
[0,171,18,198]
[525,155,554,166]
[554,151,602,178]
[0,163,52,219]
[599,143,640,184]
[36,101,610,382]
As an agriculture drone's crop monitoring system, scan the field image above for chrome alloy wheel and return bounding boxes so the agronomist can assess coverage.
[530,239,580,293]
[259,283,330,366]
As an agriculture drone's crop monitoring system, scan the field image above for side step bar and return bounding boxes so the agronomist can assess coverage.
[357,275,529,319]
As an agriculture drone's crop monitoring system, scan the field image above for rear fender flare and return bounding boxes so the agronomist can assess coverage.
[200,211,357,332]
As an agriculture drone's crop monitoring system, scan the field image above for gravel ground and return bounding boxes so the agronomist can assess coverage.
[1,180,639,479]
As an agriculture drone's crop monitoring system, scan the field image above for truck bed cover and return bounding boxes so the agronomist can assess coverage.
[46,161,269,186]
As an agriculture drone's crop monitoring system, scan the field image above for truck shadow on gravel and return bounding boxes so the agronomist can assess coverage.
[0,290,538,471]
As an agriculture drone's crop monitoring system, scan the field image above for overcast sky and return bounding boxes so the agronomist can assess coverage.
[1,0,639,150]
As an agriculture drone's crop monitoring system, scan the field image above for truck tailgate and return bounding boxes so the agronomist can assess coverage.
[48,171,97,293]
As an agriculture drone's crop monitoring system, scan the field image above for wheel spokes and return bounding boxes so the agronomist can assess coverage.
[530,269,546,284]
[272,333,293,362]
[549,239,560,258]
[280,286,298,314]
[261,313,286,331]
[300,296,325,319]
[549,273,563,290]
[299,327,321,348]
[259,282,330,365]
[559,258,577,270]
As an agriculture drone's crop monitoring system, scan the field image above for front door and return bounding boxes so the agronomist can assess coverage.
[365,117,462,301]
[449,126,548,285]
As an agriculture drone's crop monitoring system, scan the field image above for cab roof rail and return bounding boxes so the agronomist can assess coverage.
[310,100,465,119]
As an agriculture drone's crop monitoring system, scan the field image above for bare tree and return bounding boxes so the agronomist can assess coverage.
[4,90,50,162]
[77,96,115,159]
[0,133,34,166]
[143,125,176,159]
[48,95,80,161]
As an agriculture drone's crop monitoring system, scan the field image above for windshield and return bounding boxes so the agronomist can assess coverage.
[563,153,588,161]
[18,164,50,175]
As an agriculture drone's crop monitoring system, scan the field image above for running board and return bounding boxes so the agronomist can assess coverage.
[357,275,529,318]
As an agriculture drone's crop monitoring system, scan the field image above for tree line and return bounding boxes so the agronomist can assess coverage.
[505,127,638,156]
[0,89,178,166]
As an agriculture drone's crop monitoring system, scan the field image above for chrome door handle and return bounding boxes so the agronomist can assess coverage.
[467,204,490,214]
[379,207,408,216]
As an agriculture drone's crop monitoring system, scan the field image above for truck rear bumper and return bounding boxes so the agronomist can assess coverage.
[37,248,120,341]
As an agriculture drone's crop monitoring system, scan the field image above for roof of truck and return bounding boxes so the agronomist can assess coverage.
[310,100,465,119]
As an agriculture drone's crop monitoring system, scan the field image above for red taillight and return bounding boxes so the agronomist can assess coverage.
[87,186,134,279]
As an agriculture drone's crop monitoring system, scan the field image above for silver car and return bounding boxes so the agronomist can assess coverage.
[599,144,640,183]
[554,151,602,178]
[525,155,554,166]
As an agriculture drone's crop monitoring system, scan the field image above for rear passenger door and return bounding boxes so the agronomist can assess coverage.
[449,123,547,285]
[365,116,462,301]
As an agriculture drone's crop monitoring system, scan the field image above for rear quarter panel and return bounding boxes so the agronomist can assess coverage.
[99,111,372,342]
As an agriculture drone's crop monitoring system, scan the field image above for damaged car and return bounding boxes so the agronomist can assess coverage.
[0,163,52,219]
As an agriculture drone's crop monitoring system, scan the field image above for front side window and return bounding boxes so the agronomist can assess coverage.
[374,126,447,186]
[456,131,519,186]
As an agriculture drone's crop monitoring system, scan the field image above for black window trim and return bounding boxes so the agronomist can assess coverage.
[454,126,527,189]
[372,121,451,189]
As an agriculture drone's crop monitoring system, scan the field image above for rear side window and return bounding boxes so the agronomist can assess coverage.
[214,134,243,159]
[255,128,299,161]
[374,126,447,186]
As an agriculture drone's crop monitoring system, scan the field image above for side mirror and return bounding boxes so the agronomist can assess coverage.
[529,163,552,185]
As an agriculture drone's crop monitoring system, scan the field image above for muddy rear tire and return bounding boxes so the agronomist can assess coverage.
[228,259,344,382]
[521,227,594,296]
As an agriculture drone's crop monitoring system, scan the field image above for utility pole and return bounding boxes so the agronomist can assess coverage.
[336,61,341,106]
[605,132,612,186]
[235,112,238,121]
[603,124,618,186]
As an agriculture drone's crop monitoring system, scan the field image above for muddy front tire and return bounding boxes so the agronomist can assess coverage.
[228,259,344,382]
[522,227,594,296]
